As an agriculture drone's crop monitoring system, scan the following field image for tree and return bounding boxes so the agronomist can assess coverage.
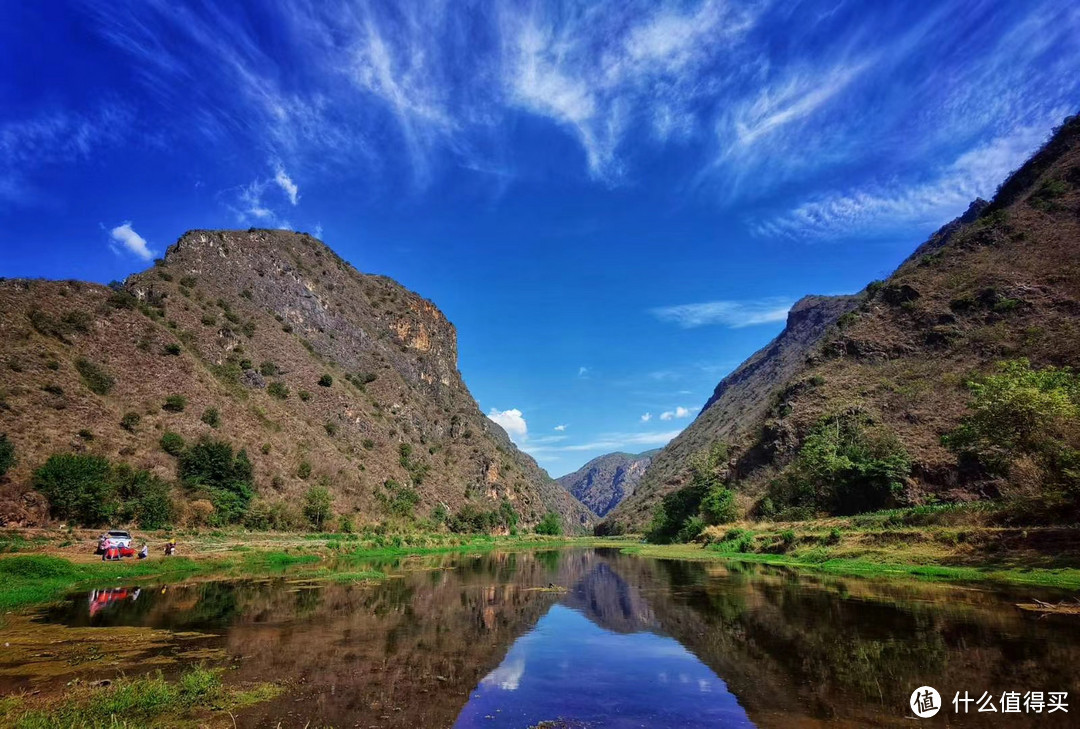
[179,438,254,525]
[701,486,738,525]
[647,442,730,543]
[303,484,334,531]
[33,454,115,525]
[771,413,910,516]
[535,511,562,536]
[944,359,1080,497]
[0,434,14,478]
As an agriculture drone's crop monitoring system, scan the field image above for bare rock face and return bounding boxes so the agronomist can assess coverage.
[556,450,658,517]
[0,229,590,531]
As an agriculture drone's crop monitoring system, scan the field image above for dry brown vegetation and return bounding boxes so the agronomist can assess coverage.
[613,114,1080,529]
[0,230,590,532]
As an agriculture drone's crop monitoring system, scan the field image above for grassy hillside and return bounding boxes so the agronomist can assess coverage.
[610,113,1080,534]
[0,230,591,533]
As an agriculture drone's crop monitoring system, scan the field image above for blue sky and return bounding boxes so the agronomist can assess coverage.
[2,1,1079,477]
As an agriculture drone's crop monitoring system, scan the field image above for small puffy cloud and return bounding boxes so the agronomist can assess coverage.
[651,298,793,329]
[554,424,567,431]
[109,221,154,261]
[488,407,527,444]
[640,412,652,423]
[274,164,299,205]
[659,406,692,421]
[578,366,589,377]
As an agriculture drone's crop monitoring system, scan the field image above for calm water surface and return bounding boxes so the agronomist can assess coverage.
[19,548,1080,727]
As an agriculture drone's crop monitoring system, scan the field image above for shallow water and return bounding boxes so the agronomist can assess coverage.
[18,548,1080,727]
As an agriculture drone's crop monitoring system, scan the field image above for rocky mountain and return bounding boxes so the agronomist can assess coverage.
[556,450,658,517]
[0,230,591,531]
[609,113,1080,530]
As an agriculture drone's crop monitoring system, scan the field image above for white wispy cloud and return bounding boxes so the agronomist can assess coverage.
[77,1,1080,202]
[525,429,683,455]
[108,222,155,261]
[553,424,567,431]
[488,407,528,444]
[640,412,652,423]
[754,120,1059,240]
[0,104,134,207]
[226,162,305,229]
[274,164,299,205]
[651,297,793,328]
[578,366,589,378]
[659,406,692,421]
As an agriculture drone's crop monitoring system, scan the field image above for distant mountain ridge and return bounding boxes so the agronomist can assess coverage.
[609,113,1080,529]
[557,450,659,517]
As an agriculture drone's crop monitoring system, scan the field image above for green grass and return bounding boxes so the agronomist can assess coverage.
[620,543,1080,590]
[0,537,632,612]
[0,666,281,728]
[0,551,318,612]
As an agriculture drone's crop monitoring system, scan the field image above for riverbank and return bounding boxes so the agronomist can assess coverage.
[622,511,1080,590]
[4,513,1080,616]
[0,529,630,612]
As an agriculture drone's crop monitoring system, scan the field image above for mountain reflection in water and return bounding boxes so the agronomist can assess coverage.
[31,548,1080,728]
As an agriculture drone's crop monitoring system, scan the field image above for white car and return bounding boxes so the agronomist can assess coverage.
[96,530,133,554]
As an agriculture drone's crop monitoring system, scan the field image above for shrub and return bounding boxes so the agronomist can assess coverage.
[163,395,187,412]
[647,442,729,543]
[111,463,175,529]
[362,438,375,450]
[358,372,377,384]
[33,454,115,526]
[74,358,114,395]
[779,529,796,549]
[324,422,337,436]
[297,460,312,479]
[318,374,333,387]
[244,499,303,531]
[431,503,449,524]
[827,527,843,545]
[0,434,14,478]
[41,383,64,396]
[267,381,289,400]
[120,412,141,432]
[201,315,217,326]
[701,486,738,525]
[298,390,312,402]
[767,413,910,516]
[377,479,420,517]
[259,361,279,376]
[944,359,1080,497]
[163,343,182,356]
[535,511,562,536]
[594,519,625,537]
[200,407,221,428]
[303,484,334,530]
[178,438,253,525]
[447,503,501,533]
[107,290,137,310]
[78,429,94,441]
[179,276,197,289]
[160,431,185,456]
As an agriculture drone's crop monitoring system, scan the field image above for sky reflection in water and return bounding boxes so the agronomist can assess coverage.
[456,604,752,728]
